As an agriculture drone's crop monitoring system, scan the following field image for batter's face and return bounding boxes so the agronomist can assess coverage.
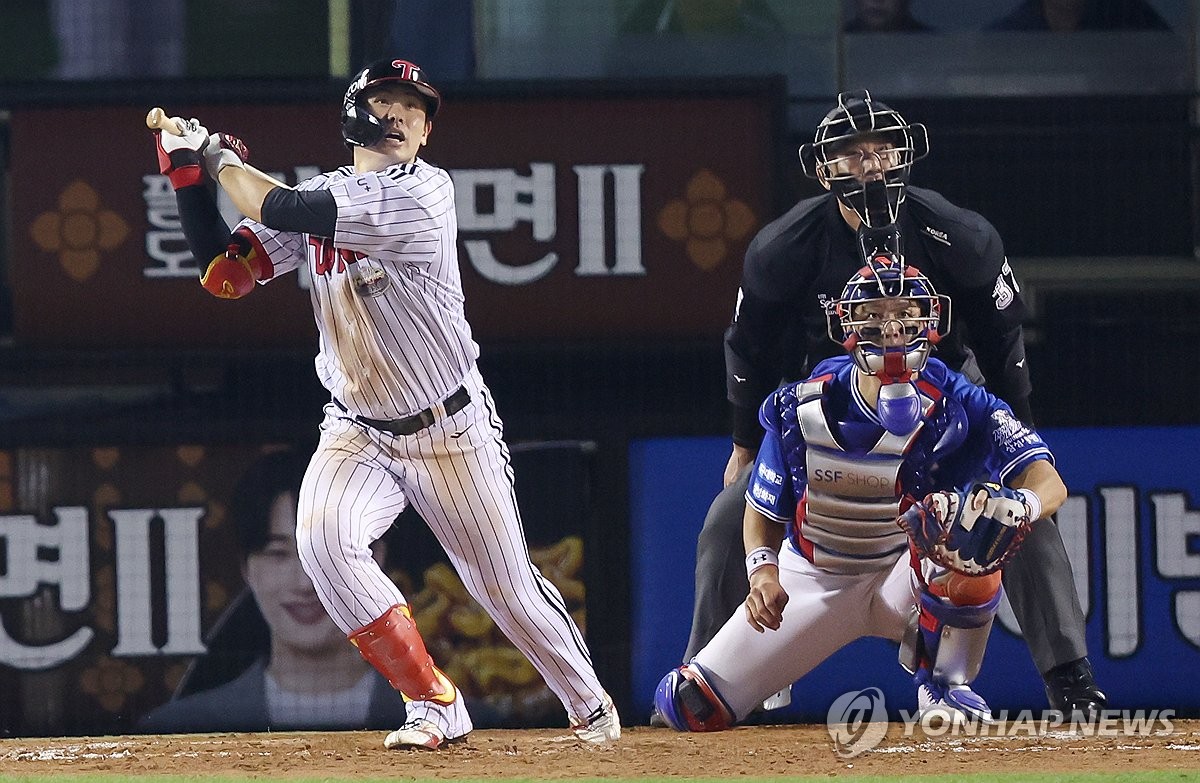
[243,491,346,656]
[362,84,432,164]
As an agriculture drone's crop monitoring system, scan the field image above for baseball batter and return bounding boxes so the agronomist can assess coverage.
[151,59,619,749]
[653,251,1068,730]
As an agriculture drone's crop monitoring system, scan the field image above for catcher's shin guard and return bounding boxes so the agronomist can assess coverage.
[349,604,457,704]
[653,663,735,732]
[914,586,1001,685]
[905,587,1002,723]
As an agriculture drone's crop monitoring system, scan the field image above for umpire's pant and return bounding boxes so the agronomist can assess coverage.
[682,466,1089,677]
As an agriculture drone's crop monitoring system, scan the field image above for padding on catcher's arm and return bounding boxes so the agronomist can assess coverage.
[200,239,269,299]
[897,483,1033,576]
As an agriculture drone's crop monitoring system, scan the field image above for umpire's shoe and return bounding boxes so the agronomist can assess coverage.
[1044,657,1107,721]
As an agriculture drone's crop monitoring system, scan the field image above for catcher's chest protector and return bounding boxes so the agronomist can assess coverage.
[792,380,937,573]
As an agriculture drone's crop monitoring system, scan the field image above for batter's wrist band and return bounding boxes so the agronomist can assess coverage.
[1015,488,1043,522]
[745,546,779,578]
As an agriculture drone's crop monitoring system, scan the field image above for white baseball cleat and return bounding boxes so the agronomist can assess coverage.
[571,693,621,744]
[383,718,468,750]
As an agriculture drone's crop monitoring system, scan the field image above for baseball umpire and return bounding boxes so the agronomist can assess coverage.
[150,58,620,749]
[681,90,1105,718]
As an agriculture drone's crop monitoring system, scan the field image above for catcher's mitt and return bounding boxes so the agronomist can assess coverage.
[897,483,1033,576]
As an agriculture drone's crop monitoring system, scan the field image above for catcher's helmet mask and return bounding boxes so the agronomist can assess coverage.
[828,230,950,435]
[830,250,949,377]
[799,89,929,228]
[341,58,442,148]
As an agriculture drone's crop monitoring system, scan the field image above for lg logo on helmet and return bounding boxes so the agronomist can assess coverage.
[391,60,421,81]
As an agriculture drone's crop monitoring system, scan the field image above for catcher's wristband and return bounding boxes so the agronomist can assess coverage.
[745,546,779,578]
[1014,488,1043,522]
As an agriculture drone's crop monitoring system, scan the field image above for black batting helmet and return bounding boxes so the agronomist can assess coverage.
[341,58,442,148]
[799,90,928,228]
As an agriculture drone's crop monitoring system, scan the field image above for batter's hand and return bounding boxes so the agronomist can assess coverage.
[724,444,753,487]
[745,567,787,633]
[204,132,250,181]
[154,117,210,190]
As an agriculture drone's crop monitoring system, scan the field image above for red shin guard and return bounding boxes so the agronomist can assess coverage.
[349,604,456,704]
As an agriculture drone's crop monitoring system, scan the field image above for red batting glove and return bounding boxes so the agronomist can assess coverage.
[154,117,210,190]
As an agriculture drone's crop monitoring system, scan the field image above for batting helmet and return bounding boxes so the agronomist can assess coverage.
[799,90,928,228]
[341,58,442,148]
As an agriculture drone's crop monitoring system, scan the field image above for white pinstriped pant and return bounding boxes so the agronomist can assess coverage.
[295,365,607,729]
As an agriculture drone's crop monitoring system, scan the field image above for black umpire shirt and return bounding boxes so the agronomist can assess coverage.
[726,186,1032,449]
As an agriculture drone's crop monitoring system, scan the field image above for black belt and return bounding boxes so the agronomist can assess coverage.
[334,385,470,437]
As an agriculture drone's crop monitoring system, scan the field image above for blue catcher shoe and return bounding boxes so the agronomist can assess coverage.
[915,667,993,726]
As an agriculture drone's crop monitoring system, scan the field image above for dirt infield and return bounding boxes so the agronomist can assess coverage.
[2,721,1199,779]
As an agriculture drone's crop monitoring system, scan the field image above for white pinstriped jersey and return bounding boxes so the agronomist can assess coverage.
[239,159,478,420]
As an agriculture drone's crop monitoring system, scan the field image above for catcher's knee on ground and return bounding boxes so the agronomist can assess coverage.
[349,604,457,704]
[653,663,735,732]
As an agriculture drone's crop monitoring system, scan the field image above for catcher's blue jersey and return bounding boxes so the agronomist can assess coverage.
[746,356,1053,562]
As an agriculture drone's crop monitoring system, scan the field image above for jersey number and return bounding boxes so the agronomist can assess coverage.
[308,236,366,277]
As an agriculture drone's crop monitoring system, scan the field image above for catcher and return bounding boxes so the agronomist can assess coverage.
[653,233,1067,730]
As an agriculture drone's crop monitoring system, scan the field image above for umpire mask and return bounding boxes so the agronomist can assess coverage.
[799,90,929,228]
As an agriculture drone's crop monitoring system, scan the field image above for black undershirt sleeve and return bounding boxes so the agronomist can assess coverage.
[175,184,233,263]
[261,187,338,237]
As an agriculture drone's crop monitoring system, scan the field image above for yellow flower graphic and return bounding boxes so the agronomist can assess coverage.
[30,180,129,282]
[80,657,145,712]
[658,170,756,270]
[91,448,120,471]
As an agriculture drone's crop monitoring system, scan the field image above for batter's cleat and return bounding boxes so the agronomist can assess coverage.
[1044,657,1107,721]
[916,669,993,726]
[572,693,621,744]
[383,718,469,750]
